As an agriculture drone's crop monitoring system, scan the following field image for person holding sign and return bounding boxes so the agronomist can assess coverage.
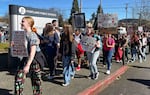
[13,16,44,95]
[85,23,101,80]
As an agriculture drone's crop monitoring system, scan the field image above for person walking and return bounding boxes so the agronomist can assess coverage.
[43,24,60,80]
[59,24,76,86]
[13,16,44,95]
[103,33,115,75]
[73,29,84,71]
[85,23,101,80]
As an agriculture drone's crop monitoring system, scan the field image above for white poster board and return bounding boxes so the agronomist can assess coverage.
[80,36,96,52]
[98,14,118,28]
[11,31,28,57]
[138,26,143,32]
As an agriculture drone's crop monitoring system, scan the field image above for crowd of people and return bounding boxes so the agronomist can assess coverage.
[0,28,8,43]
[12,16,150,95]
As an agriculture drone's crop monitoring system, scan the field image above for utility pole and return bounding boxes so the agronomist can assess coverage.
[100,0,102,8]
[125,3,128,27]
[79,0,82,13]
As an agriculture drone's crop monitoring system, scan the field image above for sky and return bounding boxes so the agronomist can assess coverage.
[0,0,141,20]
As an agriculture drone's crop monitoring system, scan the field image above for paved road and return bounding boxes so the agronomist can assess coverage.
[99,54,150,95]
[0,52,124,95]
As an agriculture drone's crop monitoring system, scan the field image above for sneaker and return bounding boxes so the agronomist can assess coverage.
[94,72,99,80]
[62,82,70,87]
[106,70,110,75]
[126,60,130,64]
[119,60,122,63]
[116,60,120,63]
[76,66,81,71]
[139,59,143,63]
[71,75,74,79]
[47,75,54,80]
[102,65,106,68]
[87,74,94,79]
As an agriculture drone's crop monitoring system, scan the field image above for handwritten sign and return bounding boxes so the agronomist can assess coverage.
[11,31,28,57]
[80,36,96,53]
[98,14,118,28]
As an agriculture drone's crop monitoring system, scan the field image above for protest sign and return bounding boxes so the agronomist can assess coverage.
[98,14,118,28]
[11,31,28,57]
[80,36,96,52]
[74,13,86,28]
[98,14,118,34]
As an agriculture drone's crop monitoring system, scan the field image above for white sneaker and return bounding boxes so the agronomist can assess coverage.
[139,60,142,63]
[71,75,74,79]
[116,60,120,63]
[106,70,110,75]
[62,83,70,86]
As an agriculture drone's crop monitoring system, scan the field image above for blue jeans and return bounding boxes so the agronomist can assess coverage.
[105,49,114,70]
[131,47,137,61]
[87,50,100,75]
[62,56,75,84]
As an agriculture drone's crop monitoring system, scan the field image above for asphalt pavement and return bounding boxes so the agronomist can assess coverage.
[99,54,150,95]
[0,52,130,95]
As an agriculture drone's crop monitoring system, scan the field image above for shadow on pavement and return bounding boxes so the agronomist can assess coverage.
[0,88,13,95]
[0,53,8,71]
[128,79,150,87]
[0,53,18,76]
[131,65,150,69]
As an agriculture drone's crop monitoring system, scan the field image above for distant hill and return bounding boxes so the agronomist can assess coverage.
[119,19,139,24]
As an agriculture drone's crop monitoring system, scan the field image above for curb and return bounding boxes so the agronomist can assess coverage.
[77,65,129,95]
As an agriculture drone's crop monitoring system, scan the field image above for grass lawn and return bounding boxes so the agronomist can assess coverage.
[0,42,9,51]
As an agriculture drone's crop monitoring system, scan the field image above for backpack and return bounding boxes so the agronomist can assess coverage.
[93,34,103,50]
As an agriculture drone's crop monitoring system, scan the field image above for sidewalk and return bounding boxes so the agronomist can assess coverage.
[0,53,129,95]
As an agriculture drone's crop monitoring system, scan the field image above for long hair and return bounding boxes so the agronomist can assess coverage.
[23,16,34,28]
[62,24,73,42]
[45,24,54,36]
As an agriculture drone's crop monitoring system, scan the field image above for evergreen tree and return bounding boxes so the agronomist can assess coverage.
[93,4,104,30]
[89,12,96,23]
[68,0,80,25]
[96,4,103,14]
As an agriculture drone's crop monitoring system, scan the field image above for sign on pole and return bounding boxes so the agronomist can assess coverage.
[97,14,118,34]
[98,14,118,28]
[74,13,86,28]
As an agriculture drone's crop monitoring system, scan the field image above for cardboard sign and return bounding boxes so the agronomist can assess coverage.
[98,14,118,28]
[138,26,143,32]
[80,36,96,52]
[11,31,28,57]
